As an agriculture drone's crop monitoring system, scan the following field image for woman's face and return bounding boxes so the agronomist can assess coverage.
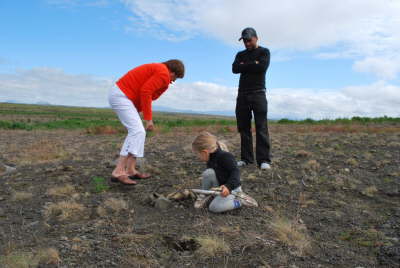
[170,72,177,83]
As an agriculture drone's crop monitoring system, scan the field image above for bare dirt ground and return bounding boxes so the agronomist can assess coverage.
[0,124,399,267]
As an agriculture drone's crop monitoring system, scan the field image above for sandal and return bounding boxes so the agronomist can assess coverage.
[128,172,152,180]
[111,175,137,185]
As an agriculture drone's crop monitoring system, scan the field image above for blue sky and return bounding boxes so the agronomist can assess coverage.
[1,0,399,119]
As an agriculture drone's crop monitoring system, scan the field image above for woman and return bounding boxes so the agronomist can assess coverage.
[108,59,185,185]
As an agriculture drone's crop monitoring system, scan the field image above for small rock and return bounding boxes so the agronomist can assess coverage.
[154,196,172,211]
[27,221,39,227]
[0,164,17,175]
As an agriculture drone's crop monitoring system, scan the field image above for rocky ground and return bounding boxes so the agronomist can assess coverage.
[0,124,399,267]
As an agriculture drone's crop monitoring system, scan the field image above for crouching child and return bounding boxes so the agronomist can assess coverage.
[192,131,246,213]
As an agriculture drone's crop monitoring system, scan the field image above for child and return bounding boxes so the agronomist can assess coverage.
[192,131,243,213]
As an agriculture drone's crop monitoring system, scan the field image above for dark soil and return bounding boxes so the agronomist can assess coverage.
[0,125,399,267]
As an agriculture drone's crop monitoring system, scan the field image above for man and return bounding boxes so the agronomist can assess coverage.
[232,27,272,170]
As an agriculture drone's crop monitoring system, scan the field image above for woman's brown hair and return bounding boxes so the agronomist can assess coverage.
[163,59,185,78]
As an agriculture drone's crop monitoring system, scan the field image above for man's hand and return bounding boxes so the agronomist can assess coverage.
[145,120,155,131]
[240,62,244,65]
[220,185,230,197]
[255,60,259,64]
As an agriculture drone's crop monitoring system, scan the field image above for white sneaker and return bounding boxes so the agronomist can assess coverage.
[194,194,213,209]
[235,192,259,207]
[260,162,271,170]
[237,160,248,167]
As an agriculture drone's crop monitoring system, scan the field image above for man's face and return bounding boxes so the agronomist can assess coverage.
[243,36,258,50]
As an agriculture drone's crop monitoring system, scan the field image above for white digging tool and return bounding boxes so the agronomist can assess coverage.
[191,188,258,207]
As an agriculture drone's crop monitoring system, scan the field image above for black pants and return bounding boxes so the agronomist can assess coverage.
[235,90,271,166]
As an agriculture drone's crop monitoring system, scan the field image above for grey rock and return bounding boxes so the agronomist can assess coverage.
[0,164,17,176]
[154,196,172,211]
[0,207,5,217]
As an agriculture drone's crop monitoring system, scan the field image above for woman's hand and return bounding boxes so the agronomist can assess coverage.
[145,120,155,131]
[220,185,230,197]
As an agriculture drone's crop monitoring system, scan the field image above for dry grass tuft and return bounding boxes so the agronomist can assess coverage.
[218,225,241,236]
[361,186,378,197]
[0,251,35,268]
[270,217,311,257]
[304,160,320,171]
[85,125,122,135]
[12,191,33,201]
[0,248,60,268]
[124,255,159,267]
[97,197,128,216]
[346,158,359,166]
[36,248,61,266]
[11,139,69,165]
[46,184,76,197]
[195,236,230,257]
[294,150,312,158]
[44,200,86,221]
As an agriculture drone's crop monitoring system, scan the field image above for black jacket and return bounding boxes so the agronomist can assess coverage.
[207,147,241,191]
[232,46,270,92]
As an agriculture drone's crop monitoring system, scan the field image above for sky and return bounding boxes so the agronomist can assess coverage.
[1,0,399,119]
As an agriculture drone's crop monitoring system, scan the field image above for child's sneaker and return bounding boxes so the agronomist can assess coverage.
[235,192,258,207]
[237,160,248,167]
[194,194,213,209]
[260,162,271,170]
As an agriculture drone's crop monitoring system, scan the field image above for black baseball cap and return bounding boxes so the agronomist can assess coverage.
[239,27,257,41]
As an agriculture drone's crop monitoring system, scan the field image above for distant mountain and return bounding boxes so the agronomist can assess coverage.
[35,101,52,105]
[3,100,20,104]
[153,105,235,117]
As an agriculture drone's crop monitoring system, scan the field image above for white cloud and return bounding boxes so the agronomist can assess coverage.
[1,67,399,119]
[0,67,113,107]
[353,57,400,80]
[268,82,400,119]
[122,0,400,79]
[158,80,400,119]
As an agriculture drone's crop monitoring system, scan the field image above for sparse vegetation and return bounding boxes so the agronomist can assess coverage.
[361,186,378,197]
[0,251,35,268]
[1,103,399,267]
[97,197,128,216]
[43,200,86,221]
[46,184,76,197]
[91,176,109,193]
[270,216,312,257]
[11,191,33,201]
[195,236,231,257]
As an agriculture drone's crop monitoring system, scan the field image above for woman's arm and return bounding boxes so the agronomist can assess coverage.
[139,74,169,121]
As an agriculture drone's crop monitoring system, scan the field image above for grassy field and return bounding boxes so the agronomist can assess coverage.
[0,102,399,267]
[1,102,399,132]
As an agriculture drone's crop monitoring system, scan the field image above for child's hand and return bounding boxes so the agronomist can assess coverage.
[220,185,230,197]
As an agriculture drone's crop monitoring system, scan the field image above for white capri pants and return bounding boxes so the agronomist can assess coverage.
[108,84,146,157]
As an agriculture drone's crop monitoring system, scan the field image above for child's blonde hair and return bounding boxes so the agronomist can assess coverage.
[192,131,228,153]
